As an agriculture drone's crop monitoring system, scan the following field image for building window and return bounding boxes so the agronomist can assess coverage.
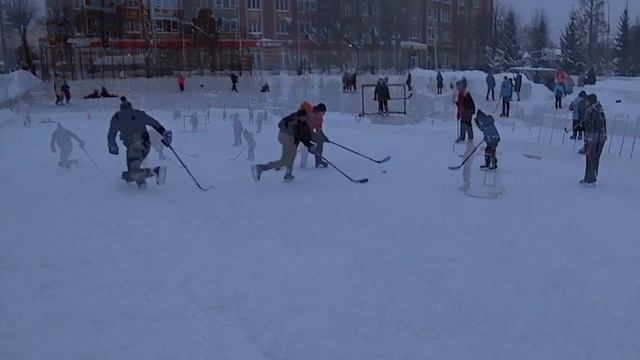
[276,0,288,11]
[427,27,434,40]
[442,10,450,23]
[443,30,450,41]
[247,0,260,9]
[219,17,238,32]
[344,3,351,15]
[215,0,237,8]
[410,22,420,40]
[249,20,262,34]
[277,20,289,34]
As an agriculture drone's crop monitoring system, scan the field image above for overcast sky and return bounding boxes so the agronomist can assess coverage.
[508,0,636,42]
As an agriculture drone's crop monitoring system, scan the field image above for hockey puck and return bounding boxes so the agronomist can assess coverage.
[382,170,388,174]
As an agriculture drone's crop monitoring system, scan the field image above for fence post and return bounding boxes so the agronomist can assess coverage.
[618,114,629,158]
[607,115,617,155]
[549,112,556,145]
[630,117,639,160]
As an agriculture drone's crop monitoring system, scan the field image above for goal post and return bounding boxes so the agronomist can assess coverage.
[360,83,408,116]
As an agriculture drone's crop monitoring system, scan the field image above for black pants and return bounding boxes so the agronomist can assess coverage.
[407,84,412,91]
[486,87,495,101]
[125,139,153,185]
[485,142,498,167]
[378,100,388,113]
[458,121,473,142]
[179,84,185,92]
[516,90,521,101]
[313,131,328,166]
[502,99,510,117]
[232,83,238,92]
[572,120,584,138]
[584,140,606,183]
[555,96,562,109]
[437,86,443,94]
[247,146,255,161]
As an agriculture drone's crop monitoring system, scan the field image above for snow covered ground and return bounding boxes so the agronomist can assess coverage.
[1,74,640,360]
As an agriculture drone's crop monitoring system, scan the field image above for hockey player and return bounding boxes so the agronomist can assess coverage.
[190,113,199,132]
[251,102,316,182]
[310,103,329,168]
[514,72,523,101]
[243,130,256,161]
[107,97,171,189]
[499,76,513,117]
[374,79,390,114]
[486,71,496,101]
[50,123,84,169]
[569,91,587,140]
[230,73,239,92]
[53,75,64,105]
[232,116,243,146]
[177,73,186,92]
[61,80,71,104]
[475,110,501,170]
[256,111,264,133]
[436,71,444,94]
[455,81,476,143]
[554,83,564,109]
[581,94,607,185]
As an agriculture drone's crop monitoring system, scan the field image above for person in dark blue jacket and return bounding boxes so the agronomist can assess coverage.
[475,110,501,170]
[499,76,513,117]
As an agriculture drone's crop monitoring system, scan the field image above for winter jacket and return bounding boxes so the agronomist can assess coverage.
[554,70,567,85]
[500,79,513,101]
[569,97,587,121]
[514,74,523,92]
[475,111,500,146]
[177,74,186,86]
[278,111,313,148]
[233,119,243,134]
[583,102,608,144]
[436,72,444,87]
[243,131,256,148]
[554,84,564,98]
[309,111,324,133]
[486,74,496,88]
[231,74,238,84]
[51,127,83,151]
[457,91,476,123]
[108,103,167,148]
[374,82,390,101]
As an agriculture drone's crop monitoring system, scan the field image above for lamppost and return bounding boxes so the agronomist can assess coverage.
[342,35,359,71]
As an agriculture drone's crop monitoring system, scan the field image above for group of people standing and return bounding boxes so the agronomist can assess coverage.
[485,70,522,118]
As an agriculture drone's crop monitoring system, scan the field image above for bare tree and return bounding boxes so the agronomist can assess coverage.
[3,0,37,74]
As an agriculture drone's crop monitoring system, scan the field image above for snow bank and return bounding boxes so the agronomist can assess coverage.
[0,70,43,103]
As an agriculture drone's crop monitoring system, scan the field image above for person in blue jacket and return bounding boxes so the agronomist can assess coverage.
[499,76,513,117]
[554,83,564,109]
[475,110,501,170]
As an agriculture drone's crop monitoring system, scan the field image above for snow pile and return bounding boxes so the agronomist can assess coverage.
[0,70,43,103]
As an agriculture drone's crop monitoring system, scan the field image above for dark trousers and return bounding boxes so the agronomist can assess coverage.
[232,83,238,92]
[437,85,443,94]
[584,140,606,183]
[233,132,242,146]
[555,96,562,109]
[572,120,584,138]
[313,131,327,166]
[247,146,255,161]
[502,99,510,117]
[58,147,73,168]
[378,100,388,113]
[516,90,521,101]
[485,142,498,167]
[458,121,473,141]
[486,87,495,101]
[125,139,152,185]
[256,120,263,133]
[179,84,185,92]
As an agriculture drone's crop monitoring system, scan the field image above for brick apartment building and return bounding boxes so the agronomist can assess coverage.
[44,0,492,77]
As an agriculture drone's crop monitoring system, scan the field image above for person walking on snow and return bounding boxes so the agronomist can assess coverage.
[486,71,496,101]
[61,79,71,104]
[554,83,564,109]
[581,94,607,185]
[177,73,186,92]
[499,76,513,117]
[569,91,587,140]
[406,72,413,92]
[50,123,84,169]
[455,81,475,143]
[251,102,316,182]
[230,73,239,92]
[436,71,444,94]
[232,117,243,146]
[514,72,523,101]
[53,75,64,105]
[107,97,172,189]
[310,103,329,168]
[475,110,501,170]
[243,130,256,161]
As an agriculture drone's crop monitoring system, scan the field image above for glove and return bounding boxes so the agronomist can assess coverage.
[109,144,119,155]
[50,146,56,153]
[161,130,173,147]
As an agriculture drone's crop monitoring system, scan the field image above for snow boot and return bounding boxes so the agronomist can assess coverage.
[580,180,596,187]
[570,135,576,140]
[153,166,167,185]
[315,162,328,168]
[251,165,264,182]
[283,174,295,183]
[480,155,491,169]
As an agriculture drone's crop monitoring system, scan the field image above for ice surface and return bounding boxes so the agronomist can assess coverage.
[1,73,640,360]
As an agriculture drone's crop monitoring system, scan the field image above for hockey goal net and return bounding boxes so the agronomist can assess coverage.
[360,83,408,116]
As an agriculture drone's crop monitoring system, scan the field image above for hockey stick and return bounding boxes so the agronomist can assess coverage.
[321,156,368,184]
[448,140,485,170]
[327,141,391,164]
[389,93,414,101]
[229,145,248,161]
[80,147,102,172]
[168,145,213,191]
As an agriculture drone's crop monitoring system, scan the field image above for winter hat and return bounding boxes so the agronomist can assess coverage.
[120,96,132,110]
[578,91,587,98]
[313,103,327,112]
[299,101,313,114]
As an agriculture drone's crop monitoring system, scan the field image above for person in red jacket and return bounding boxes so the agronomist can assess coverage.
[309,103,329,168]
[177,73,186,92]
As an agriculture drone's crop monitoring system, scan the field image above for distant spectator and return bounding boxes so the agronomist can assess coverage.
[83,89,101,99]
[100,87,118,98]
[177,73,186,92]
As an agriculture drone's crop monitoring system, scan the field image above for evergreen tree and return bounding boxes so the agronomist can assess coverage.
[613,5,632,76]
[578,0,608,68]
[528,9,551,67]
[499,9,522,70]
[561,9,585,74]
[632,21,640,76]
